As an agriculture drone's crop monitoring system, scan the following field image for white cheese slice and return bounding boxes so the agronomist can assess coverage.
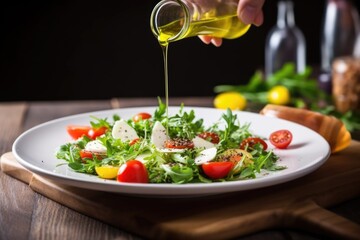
[112,119,139,142]
[85,140,107,154]
[194,147,217,165]
[151,121,168,149]
[192,136,215,149]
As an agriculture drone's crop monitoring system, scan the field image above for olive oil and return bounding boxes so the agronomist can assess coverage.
[160,44,170,119]
[158,15,251,46]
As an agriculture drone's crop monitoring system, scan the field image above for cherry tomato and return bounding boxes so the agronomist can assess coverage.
[197,132,220,144]
[80,150,105,160]
[268,85,290,105]
[66,125,91,140]
[80,149,94,159]
[117,160,149,183]
[164,138,194,149]
[88,126,107,140]
[213,92,247,110]
[240,137,268,150]
[66,125,108,140]
[269,129,293,149]
[129,138,140,146]
[202,162,234,179]
[95,165,119,179]
[132,112,151,122]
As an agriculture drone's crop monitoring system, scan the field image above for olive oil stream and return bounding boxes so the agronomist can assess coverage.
[157,15,250,117]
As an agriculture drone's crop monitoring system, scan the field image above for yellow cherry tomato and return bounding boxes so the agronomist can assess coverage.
[267,85,291,105]
[214,92,247,110]
[95,165,120,179]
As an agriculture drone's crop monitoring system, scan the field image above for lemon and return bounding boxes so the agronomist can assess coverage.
[95,165,120,179]
[214,92,247,110]
[268,85,290,105]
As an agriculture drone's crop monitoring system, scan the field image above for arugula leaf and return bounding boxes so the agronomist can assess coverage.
[89,116,114,129]
[153,97,167,121]
[166,108,204,139]
[218,109,252,152]
[162,164,194,184]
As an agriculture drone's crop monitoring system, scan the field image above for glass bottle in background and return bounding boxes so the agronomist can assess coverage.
[265,0,306,79]
[321,0,359,72]
[319,0,360,93]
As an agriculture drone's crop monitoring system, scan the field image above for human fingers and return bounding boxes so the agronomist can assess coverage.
[237,0,265,26]
[210,37,222,47]
[198,35,223,47]
[198,35,212,44]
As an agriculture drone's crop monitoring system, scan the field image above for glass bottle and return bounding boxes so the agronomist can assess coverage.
[265,1,306,79]
[319,0,360,93]
[150,0,251,46]
[320,0,360,73]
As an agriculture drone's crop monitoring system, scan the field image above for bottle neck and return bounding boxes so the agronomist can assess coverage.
[277,1,295,28]
[150,0,190,45]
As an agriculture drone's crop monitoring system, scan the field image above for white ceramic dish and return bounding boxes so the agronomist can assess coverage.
[12,106,331,197]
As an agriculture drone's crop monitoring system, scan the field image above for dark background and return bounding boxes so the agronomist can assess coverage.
[1,0,360,101]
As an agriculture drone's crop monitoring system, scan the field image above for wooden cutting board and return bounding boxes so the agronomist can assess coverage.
[2,141,360,240]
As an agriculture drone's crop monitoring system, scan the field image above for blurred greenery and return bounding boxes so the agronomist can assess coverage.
[214,63,360,133]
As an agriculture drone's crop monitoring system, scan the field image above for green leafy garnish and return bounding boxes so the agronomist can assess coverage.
[214,62,360,133]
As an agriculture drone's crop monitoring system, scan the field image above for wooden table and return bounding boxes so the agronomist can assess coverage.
[1,98,360,240]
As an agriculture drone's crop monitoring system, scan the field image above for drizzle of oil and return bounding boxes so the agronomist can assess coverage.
[159,32,170,135]
[160,43,169,121]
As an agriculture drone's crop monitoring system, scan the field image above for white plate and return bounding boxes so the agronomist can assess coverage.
[12,106,331,197]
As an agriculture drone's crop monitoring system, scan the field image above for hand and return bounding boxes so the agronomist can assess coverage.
[199,0,265,47]
[237,0,265,27]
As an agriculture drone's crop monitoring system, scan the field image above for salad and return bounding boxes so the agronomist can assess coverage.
[55,99,288,184]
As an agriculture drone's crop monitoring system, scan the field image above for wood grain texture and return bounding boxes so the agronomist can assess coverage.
[23,100,114,130]
[0,102,33,240]
[0,102,27,154]
[29,195,140,240]
[0,168,35,240]
[2,140,360,240]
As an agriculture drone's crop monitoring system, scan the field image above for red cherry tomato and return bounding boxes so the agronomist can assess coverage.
[197,132,220,144]
[240,137,268,150]
[132,112,151,122]
[117,160,149,183]
[80,149,94,159]
[66,125,108,140]
[269,129,293,149]
[164,138,194,149]
[202,162,234,179]
[129,138,140,146]
[88,126,108,140]
[66,125,91,140]
[79,150,105,160]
